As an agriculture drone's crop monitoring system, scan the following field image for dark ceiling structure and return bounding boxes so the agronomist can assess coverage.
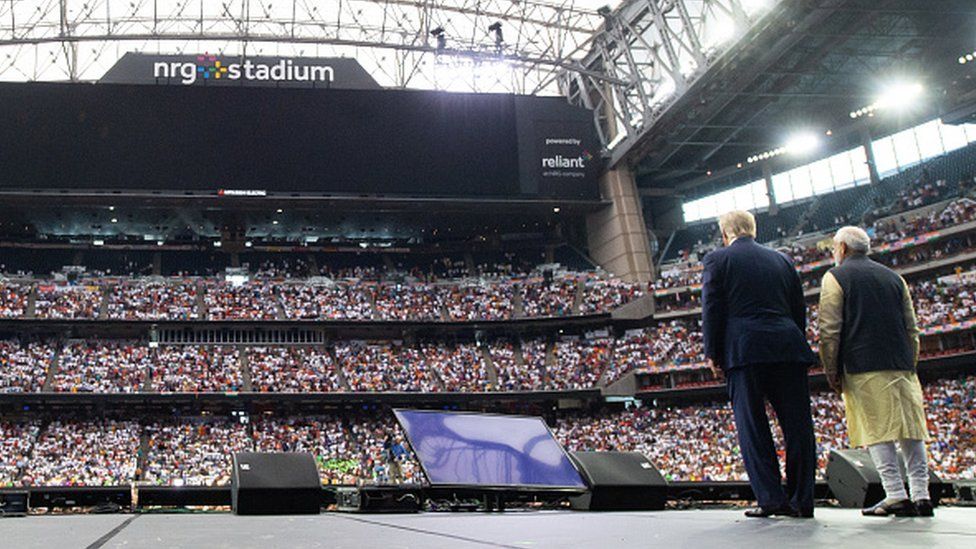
[631,0,976,201]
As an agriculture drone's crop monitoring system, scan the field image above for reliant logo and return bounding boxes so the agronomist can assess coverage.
[153,54,335,85]
[541,150,593,169]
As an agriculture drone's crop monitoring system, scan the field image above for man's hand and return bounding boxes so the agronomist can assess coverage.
[707,358,724,381]
[827,373,843,394]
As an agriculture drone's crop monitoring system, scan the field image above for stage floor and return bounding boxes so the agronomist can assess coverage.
[7,507,975,549]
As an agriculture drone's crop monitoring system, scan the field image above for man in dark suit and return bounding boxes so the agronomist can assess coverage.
[702,210,818,518]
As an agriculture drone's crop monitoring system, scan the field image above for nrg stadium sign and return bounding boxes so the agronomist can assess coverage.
[154,54,335,85]
[99,52,381,90]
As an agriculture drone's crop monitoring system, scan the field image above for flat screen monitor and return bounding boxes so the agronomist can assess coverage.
[393,409,586,490]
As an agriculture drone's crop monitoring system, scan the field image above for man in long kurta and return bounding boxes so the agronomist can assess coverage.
[819,226,933,518]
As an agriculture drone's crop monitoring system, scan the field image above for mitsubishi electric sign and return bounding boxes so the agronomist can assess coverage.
[99,52,381,90]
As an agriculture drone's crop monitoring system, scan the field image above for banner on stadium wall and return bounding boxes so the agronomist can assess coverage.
[99,52,381,90]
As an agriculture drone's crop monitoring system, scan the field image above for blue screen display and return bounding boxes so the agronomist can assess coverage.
[394,409,586,489]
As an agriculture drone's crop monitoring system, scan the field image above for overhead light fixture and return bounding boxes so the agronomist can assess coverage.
[959,51,976,64]
[553,207,561,213]
[784,132,821,155]
[488,21,503,49]
[850,81,923,119]
[430,27,447,50]
[746,131,820,165]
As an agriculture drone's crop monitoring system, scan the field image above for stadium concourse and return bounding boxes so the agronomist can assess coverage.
[3,0,976,547]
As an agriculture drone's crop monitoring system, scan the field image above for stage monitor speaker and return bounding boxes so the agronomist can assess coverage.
[231,452,321,515]
[568,451,668,511]
[0,491,29,517]
[826,449,943,508]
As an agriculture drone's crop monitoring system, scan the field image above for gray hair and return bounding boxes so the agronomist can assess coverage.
[833,226,871,255]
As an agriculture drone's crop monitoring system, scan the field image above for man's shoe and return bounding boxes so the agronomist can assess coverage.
[861,499,917,517]
[794,508,815,519]
[744,505,797,518]
[914,499,934,517]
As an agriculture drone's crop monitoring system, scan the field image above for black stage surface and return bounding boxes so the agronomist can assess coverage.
[6,508,975,548]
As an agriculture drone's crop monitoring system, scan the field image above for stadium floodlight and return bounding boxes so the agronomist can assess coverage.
[850,82,924,119]
[746,132,820,165]
[488,22,504,49]
[430,27,447,51]
[785,132,821,155]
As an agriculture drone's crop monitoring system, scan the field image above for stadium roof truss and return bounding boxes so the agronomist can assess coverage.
[0,0,610,94]
[0,0,770,117]
[620,0,976,194]
[559,0,773,165]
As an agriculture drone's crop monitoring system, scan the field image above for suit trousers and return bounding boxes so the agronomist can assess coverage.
[726,362,817,511]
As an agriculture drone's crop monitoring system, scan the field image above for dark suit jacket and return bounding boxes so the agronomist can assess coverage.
[701,237,816,370]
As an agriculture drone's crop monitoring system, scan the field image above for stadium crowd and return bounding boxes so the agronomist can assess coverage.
[0,341,54,393]
[417,343,491,392]
[655,197,976,298]
[491,340,544,391]
[373,283,445,321]
[555,376,976,481]
[249,346,344,393]
[521,277,579,317]
[34,284,101,319]
[52,341,151,393]
[1,375,972,487]
[144,420,252,486]
[335,342,441,392]
[444,283,515,321]
[18,420,140,486]
[0,282,28,318]
[580,277,646,315]
[204,281,279,320]
[277,283,374,320]
[550,338,610,390]
[107,280,199,320]
[153,346,243,393]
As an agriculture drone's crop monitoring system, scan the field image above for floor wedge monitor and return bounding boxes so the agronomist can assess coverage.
[231,452,321,515]
[568,451,668,511]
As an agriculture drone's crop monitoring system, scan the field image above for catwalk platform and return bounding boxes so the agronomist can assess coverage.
[7,507,975,549]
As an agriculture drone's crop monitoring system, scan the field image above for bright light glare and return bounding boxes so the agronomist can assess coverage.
[740,0,771,14]
[702,14,737,50]
[785,133,820,156]
[876,82,923,112]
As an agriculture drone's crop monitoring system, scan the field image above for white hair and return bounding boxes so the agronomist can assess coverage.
[718,210,757,239]
[834,226,871,255]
